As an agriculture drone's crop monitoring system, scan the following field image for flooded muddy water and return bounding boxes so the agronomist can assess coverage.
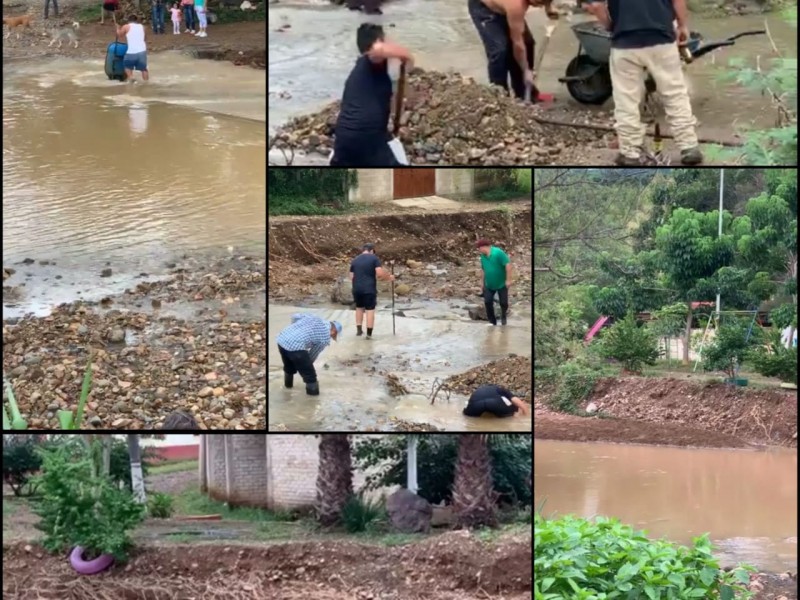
[268,1,795,136]
[268,303,532,431]
[534,440,798,572]
[3,54,266,318]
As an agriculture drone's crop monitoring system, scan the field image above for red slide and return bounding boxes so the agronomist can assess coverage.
[584,316,609,344]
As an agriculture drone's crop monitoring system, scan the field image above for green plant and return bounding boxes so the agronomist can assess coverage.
[534,514,755,599]
[353,435,531,506]
[3,356,93,430]
[340,493,386,533]
[597,312,659,374]
[31,445,145,562]
[147,492,175,519]
[748,329,797,384]
[703,319,759,380]
[2,439,44,497]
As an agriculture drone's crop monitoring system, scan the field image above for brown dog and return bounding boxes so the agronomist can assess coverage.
[3,14,33,39]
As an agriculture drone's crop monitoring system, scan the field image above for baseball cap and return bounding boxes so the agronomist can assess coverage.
[475,239,491,248]
[331,320,343,340]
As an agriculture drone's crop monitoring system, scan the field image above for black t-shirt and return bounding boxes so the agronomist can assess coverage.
[350,253,382,294]
[336,55,392,140]
[463,384,519,418]
[588,0,676,49]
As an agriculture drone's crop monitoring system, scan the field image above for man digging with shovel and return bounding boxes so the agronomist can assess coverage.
[330,23,414,166]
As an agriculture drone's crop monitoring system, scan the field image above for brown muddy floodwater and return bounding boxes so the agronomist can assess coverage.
[3,54,266,318]
[268,303,532,432]
[534,440,798,572]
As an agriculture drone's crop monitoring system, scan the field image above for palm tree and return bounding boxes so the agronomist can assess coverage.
[451,434,499,529]
[315,434,353,526]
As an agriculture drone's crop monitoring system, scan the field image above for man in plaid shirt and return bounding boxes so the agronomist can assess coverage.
[277,313,343,396]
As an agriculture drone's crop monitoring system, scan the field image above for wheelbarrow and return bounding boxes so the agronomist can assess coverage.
[558,21,766,105]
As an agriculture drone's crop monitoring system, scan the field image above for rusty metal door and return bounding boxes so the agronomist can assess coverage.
[393,169,436,199]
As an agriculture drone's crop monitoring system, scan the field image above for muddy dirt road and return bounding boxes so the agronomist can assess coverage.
[268,203,532,431]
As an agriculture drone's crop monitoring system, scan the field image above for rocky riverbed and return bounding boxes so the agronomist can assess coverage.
[3,255,266,430]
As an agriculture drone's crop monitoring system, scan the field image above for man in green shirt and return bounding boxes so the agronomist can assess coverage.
[476,239,512,326]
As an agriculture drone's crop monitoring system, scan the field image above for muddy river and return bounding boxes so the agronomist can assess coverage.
[268,1,796,135]
[3,53,266,318]
[534,440,798,572]
[268,303,532,431]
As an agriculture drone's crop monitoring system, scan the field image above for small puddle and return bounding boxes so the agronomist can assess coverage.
[268,303,531,431]
[534,440,798,571]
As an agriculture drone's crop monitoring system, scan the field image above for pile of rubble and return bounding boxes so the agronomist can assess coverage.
[445,356,532,400]
[270,68,609,165]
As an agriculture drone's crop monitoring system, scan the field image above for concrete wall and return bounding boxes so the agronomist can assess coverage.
[348,169,476,203]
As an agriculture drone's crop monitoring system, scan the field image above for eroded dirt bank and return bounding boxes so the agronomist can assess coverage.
[2,531,532,600]
[535,376,798,448]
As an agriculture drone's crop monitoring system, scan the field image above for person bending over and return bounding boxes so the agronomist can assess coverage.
[463,384,530,418]
[277,313,342,396]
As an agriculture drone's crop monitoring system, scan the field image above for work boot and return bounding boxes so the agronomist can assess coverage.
[284,373,293,389]
[501,316,507,326]
[306,382,320,396]
[614,153,646,166]
[680,146,704,165]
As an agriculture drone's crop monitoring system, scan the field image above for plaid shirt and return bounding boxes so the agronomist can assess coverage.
[276,313,332,363]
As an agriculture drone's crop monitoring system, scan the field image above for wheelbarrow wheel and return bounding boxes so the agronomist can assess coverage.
[565,55,613,105]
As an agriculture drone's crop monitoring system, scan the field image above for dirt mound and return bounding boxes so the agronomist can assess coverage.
[270,68,606,165]
[446,357,532,400]
[535,376,797,448]
[2,532,531,599]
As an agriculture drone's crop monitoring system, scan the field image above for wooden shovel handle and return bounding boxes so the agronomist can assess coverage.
[392,61,406,136]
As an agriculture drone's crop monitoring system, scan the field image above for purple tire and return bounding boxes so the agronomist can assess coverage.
[69,546,115,575]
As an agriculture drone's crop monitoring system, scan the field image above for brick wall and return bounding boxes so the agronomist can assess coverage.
[349,169,393,203]
[436,169,475,200]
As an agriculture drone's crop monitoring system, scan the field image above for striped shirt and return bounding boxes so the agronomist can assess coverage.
[276,313,332,363]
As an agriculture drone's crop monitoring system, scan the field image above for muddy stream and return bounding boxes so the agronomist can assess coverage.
[3,53,266,319]
[268,1,795,141]
[534,440,798,572]
[268,303,532,431]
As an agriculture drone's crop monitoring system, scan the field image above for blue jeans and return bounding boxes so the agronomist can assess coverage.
[182,5,195,30]
[151,5,165,33]
[123,52,148,72]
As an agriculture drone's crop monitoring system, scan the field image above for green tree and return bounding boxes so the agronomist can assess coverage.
[649,303,689,365]
[748,329,797,384]
[597,312,659,374]
[702,318,760,381]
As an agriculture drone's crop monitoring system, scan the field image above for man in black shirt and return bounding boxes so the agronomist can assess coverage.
[463,384,530,418]
[330,24,414,166]
[350,243,395,339]
[583,0,702,166]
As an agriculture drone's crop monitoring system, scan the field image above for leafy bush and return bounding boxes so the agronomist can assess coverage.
[340,493,385,533]
[109,439,153,492]
[748,329,797,384]
[597,312,659,374]
[353,435,531,506]
[542,360,604,414]
[534,514,754,599]
[2,439,44,497]
[703,319,760,380]
[148,492,175,519]
[32,445,146,562]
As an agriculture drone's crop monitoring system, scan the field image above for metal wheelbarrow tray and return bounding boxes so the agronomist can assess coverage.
[558,21,764,106]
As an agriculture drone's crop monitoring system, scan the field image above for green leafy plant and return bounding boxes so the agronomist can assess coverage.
[703,319,759,381]
[3,356,93,430]
[147,492,175,519]
[2,439,44,497]
[542,360,604,414]
[597,312,659,374]
[534,514,755,599]
[748,329,797,384]
[340,493,386,533]
[31,445,145,562]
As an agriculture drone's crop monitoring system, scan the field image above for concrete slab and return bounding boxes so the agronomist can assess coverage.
[391,196,465,210]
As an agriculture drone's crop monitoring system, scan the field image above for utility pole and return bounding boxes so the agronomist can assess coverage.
[716,169,724,319]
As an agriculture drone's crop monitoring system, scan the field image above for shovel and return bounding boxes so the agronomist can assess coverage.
[527,20,559,102]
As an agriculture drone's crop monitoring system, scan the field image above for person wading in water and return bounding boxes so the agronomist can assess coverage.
[350,243,395,339]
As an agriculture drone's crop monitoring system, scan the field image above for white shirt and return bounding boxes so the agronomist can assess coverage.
[125,22,146,54]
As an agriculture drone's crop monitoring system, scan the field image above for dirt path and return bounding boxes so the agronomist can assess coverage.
[534,376,797,448]
[2,531,531,600]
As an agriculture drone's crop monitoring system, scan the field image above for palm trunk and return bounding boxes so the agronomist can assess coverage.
[682,302,693,365]
[315,434,353,527]
[452,434,498,529]
[127,434,147,505]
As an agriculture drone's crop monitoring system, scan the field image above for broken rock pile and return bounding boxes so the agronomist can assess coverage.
[445,356,532,400]
[271,68,607,165]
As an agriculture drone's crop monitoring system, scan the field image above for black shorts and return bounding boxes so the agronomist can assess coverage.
[463,396,517,418]
[353,290,377,310]
[103,3,118,12]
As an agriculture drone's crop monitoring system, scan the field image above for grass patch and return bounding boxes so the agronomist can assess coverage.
[172,487,295,522]
[213,4,266,24]
[477,169,532,202]
[147,460,198,475]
